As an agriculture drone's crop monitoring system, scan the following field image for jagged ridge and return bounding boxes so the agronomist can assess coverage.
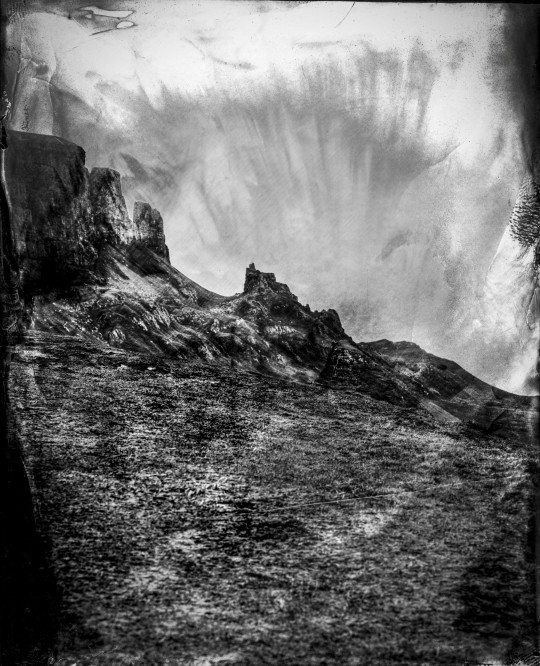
[5,129,535,431]
[4,130,350,380]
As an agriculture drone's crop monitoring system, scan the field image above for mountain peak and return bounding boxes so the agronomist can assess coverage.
[243,263,296,298]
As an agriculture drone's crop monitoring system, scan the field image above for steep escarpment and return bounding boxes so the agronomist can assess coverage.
[132,201,169,260]
[4,130,170,296]
[88,166,135,246]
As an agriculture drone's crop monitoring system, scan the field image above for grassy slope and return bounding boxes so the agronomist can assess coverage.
[10,332,537,666]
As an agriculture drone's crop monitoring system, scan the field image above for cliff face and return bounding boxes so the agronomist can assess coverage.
[5,131,94,294]
[88,167,134,246]
[133,201,169,260]
[4,130,169,296]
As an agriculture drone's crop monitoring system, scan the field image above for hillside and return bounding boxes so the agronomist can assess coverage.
[2,130,538,665]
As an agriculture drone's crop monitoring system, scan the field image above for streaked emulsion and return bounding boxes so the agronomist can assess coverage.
[3,1,539,392]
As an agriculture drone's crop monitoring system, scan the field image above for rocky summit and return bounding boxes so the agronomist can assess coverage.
[5,130,352,382]
[2,130,538,666]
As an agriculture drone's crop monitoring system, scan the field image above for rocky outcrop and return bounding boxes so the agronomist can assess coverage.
[319,341,420,407]
[240,264,345,337]
[243,262,295,296]
[133,201,170,260]
[88,167,134,246]
[26,255,352,381]
[4,130,169,296]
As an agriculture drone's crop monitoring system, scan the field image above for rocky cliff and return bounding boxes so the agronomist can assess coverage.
[4,130,170,296]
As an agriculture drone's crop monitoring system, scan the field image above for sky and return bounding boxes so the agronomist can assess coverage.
[4,1,540,392]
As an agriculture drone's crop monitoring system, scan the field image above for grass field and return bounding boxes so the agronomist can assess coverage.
[10,332,537,665]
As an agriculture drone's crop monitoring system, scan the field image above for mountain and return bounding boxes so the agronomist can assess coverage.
[5,129,534,428]
[5,130,350,383]
[2,130,537,666]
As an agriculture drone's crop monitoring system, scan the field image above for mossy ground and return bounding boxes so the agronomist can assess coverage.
[10,333,537,665]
